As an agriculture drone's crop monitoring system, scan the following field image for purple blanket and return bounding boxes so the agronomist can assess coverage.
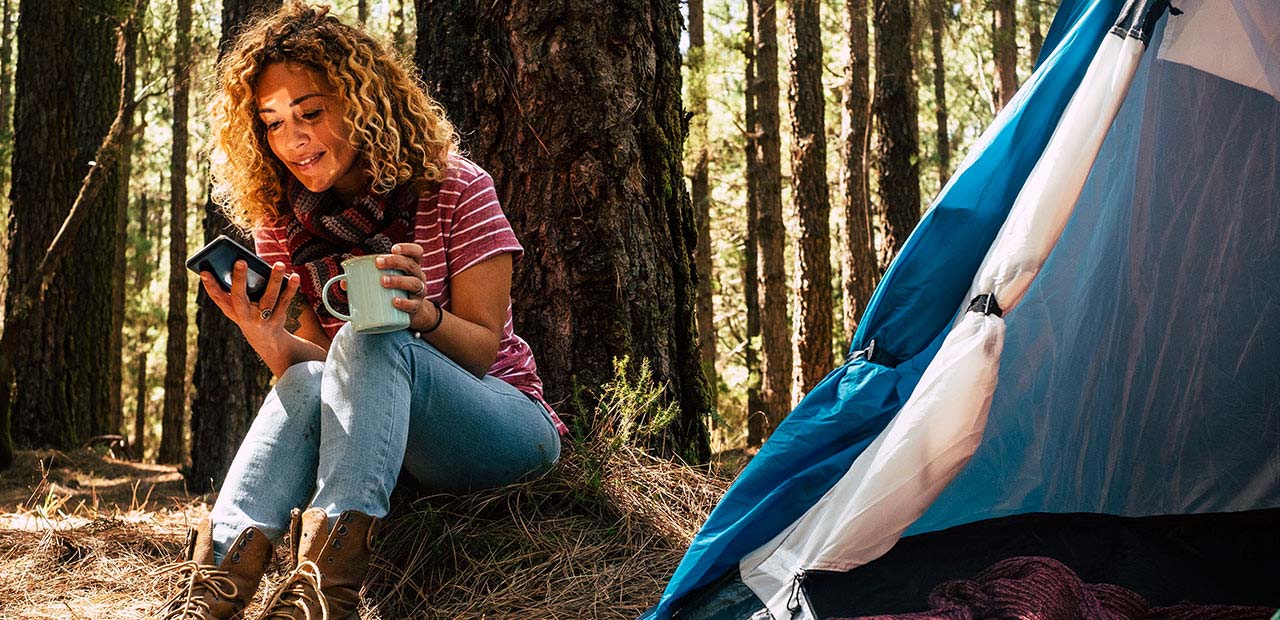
[843,556,1276,620]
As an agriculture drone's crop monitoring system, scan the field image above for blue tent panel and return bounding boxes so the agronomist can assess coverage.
[643,1,1129,617]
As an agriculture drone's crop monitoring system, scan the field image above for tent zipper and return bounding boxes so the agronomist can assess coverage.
[785,570,808,617]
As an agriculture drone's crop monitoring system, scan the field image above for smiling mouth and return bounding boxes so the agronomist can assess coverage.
[295,152,324,167]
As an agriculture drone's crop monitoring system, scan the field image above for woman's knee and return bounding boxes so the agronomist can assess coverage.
[259,361,324,427]
[326,323,413,373]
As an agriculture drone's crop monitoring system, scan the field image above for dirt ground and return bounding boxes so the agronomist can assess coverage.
[0,442,730,619]
[0,450,213,619]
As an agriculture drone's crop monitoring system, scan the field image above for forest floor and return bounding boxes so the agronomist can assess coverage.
[0,423,740,618]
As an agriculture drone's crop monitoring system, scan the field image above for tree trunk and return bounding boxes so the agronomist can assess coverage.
[841,0,875,344]
[110,10,144,437]
[1028,0,1043,63]
[132,194,151,459]
[4,0,132,450]
[188,0,280,489]
[744,0,766,448]
[992,0,1018,109]
[688,0,717,413]
[872,0,921,269]
[929,0,951,189]
[751,0,792,432]
[0,0,14,200]
[160,0,193,465]
[393,0,409,58]
[132,344,148,458]
[358,0,368,24]
[789,0,832,396]
[413,0,712,462]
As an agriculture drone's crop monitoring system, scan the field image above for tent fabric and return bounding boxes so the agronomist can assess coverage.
[641,2,1128,617]
[646,0,1280,617]
[1157,0,1280,102]
[738,23,1147,620]
[911,8,1280,535]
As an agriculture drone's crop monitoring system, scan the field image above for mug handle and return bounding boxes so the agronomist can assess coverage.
[321,274,351,321]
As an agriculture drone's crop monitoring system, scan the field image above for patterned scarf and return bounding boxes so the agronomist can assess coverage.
[283,179,419,322]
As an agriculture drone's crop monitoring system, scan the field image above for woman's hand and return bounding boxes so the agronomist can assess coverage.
[199,259,325,376]
[201,260,298,336]
[376,243,440,331]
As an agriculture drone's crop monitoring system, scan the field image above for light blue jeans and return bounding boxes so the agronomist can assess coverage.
[209,324,562,561]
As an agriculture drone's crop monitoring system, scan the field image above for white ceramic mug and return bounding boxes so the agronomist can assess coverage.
[321,255,411,334]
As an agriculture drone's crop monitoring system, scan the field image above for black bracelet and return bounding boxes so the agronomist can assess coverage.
[416,298,444,337]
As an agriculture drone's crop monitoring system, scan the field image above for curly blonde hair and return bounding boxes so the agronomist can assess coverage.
[209,1,456,229]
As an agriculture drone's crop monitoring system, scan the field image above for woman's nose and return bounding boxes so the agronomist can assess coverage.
[289,123,310,147]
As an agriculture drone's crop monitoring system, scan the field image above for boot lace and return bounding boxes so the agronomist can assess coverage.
[150,560,239,620]
[259,559,330,620]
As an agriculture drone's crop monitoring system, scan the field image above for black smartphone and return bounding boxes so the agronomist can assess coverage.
[186,235,274,302]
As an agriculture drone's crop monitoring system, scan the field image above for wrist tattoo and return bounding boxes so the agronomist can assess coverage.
[285,296,305,333]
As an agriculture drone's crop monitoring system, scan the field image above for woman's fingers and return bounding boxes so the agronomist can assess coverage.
[391,243,425,260]
[257,262,289,311]
[375,252,421,276]
[265,273,300,326]
[382,273,426,296]
[392,295,425,316]
[199,273,234,315]
[229,260,251,312]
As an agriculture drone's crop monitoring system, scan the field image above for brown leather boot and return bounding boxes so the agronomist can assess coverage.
[255,508,380,620]
[152,518,272,619]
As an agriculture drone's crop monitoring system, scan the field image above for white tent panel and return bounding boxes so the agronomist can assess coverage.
[1157,0,1280,102]
[737,30,1145,620]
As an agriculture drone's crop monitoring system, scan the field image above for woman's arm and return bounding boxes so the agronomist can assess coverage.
[378,244,509,377]
[200,259,329,377]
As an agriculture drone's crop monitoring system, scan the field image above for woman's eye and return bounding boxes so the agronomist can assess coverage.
[265,120,282,131]
[302,110,322,120]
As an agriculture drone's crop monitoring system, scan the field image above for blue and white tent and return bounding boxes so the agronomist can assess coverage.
[645,0,1280,617]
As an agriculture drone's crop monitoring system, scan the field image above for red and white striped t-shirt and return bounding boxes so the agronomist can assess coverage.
[254,154,566,435]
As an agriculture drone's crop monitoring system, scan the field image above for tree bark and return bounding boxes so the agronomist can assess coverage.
[111,6,145,437]
[413,0,712,462]
[188,0,280,490]
[0,0,14,200]
[744,0,766,448]
[992,0,1018,109]
[132,194,151,459]
[872,0,921,269]
[358,0,368,24]
[841,0,876,344]
[393,0,409,58]
[160,0,193,465]
[4,0,132,449]
[789,0,832,396]
[930,0,951,189]
[1028,0,1043,63]
[751,0,793,432]
[0,0,146,469]
[688,0,717,414]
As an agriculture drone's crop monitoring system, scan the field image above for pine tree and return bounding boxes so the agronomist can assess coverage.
[745,0,767,447]
[873,0,922,267]
[790,0,833,394]
[992,0,1018,108]
[413,0,713,461]
[752,0,793,432]
[188,0,280,489]
[841,0,876,341]
[689,0,718,413]
[160,0,194,464]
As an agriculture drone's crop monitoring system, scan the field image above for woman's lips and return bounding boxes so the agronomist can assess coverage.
[294,151,325,171]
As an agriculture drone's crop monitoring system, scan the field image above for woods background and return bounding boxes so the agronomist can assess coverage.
[0,0,1051,483]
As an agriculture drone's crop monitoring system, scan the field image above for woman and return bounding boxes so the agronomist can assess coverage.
[154,3,565,618]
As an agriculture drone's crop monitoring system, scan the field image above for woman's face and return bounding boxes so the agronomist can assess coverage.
[256,62,368,202]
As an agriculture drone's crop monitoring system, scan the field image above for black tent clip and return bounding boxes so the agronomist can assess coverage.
[968,293,1004,318]
[847,338,902,367]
